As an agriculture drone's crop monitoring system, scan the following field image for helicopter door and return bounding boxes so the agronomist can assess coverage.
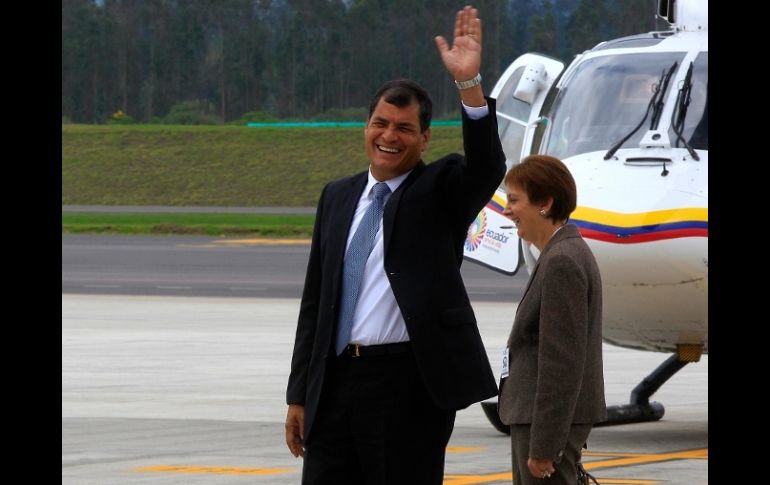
[490,53,564,167]
[463,54,564,275]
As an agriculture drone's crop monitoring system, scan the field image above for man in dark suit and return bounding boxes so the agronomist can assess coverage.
[285,6,505,484]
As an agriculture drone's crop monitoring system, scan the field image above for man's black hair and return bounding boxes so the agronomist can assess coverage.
[368,79,433,132]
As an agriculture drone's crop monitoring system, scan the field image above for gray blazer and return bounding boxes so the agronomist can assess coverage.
[498,223,607,459]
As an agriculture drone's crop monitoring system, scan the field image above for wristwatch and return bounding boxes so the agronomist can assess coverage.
[455,73,482,90]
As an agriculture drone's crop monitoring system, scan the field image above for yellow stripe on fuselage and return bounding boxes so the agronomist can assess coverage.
[571,207,708,228]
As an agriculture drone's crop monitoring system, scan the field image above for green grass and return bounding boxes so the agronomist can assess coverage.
[62,212,315,237]
[62,123,465,235]
[62,124,464,207]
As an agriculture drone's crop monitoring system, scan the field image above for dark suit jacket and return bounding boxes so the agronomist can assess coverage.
[498,224,607,459]
[287,98,506,444]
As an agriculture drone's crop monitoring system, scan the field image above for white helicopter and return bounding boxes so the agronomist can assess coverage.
[464,0,707,432]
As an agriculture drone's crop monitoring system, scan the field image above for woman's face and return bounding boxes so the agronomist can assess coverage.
[503,183,546,243]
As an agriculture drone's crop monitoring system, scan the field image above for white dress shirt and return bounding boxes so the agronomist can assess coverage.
[347,102,489,346]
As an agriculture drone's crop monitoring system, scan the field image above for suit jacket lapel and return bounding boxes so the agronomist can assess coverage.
[519,253,541,303]
[329,173,368,307]
[517,224,580,303]
[382,162,425,256]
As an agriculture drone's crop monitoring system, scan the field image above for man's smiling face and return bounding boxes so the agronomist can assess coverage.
[365,99,431,181]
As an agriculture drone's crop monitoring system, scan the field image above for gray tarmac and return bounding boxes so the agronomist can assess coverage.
[61,234,527,301]
[62,294,707,484]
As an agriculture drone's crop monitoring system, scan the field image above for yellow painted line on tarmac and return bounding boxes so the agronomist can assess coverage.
[582,448,709,470]
[133,465,293,475]
[584,451,654,457]
[444,472,511,484]
[441,447,706,484]
[584,449,708,458]
[132,447,706,481]
[446,446,484,453]
[444,472,659,484]
[215,238,311,246]
[579,480,658,484]
[177,238,311,248]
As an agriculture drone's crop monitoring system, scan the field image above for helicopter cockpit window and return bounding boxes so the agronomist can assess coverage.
[545,53,686,159]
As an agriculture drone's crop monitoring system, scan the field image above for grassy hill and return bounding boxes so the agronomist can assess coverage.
[62,124,465,207]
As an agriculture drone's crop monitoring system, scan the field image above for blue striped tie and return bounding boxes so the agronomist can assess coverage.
[335,182,391,355]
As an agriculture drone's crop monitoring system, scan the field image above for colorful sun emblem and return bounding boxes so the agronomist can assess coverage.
[465,210,487,252]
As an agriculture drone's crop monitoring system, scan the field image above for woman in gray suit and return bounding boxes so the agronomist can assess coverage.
[498,154,606,484]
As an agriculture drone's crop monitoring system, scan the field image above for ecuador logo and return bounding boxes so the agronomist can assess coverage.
[465,210,487,252]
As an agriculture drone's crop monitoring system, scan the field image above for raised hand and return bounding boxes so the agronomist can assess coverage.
[434,6,482,83]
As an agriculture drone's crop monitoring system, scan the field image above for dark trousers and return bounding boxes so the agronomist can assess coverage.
[510,424,592,485]
[302,350,456,485]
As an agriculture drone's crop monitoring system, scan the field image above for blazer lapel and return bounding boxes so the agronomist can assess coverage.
[329,173,368,306]
[517,224,580,303]
[518,253,542,303]
[382,162,425,256]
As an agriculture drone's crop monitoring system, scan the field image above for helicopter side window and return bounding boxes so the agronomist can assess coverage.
[496,66,532,122]
[495,66,531,165]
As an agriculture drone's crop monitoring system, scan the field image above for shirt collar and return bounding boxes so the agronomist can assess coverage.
[364,168,412,197]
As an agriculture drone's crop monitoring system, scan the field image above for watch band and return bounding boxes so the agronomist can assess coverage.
[454,73,482,90]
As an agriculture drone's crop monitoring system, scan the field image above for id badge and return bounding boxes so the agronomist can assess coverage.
[500,347,509,379]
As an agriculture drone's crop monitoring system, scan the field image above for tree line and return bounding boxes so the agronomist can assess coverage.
[62,0,663,124]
